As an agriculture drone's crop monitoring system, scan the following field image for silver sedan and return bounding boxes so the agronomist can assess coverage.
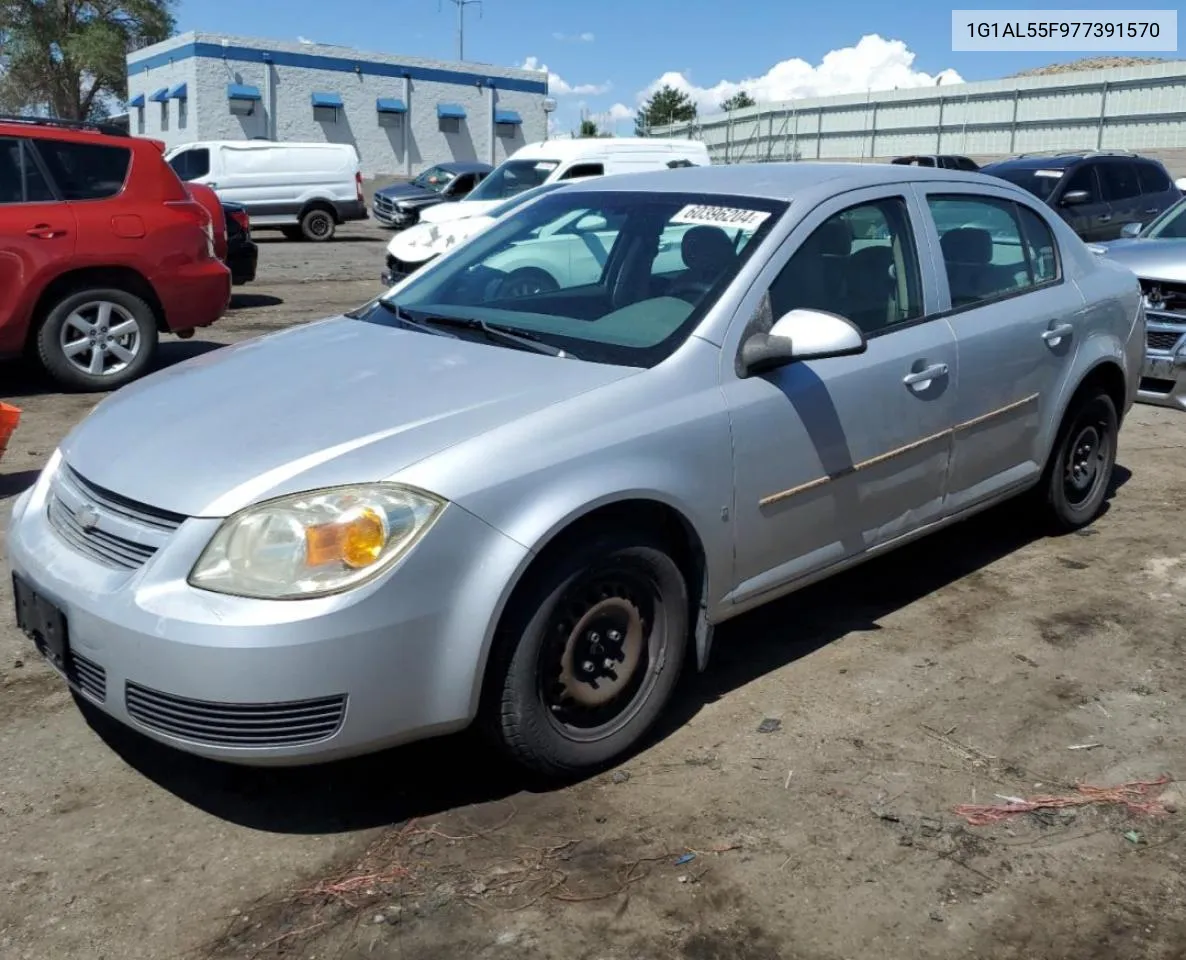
[8,162,1144,775]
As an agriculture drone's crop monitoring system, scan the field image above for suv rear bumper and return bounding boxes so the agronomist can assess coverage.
[156,260,231,332]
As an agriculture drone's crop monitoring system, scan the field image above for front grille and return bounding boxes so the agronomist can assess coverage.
[1147,329,1182,352]
[373,193,395,215]
[47,496,157,570]
[125,683,347,748]
[70,653,106,703]
[46,466,184,571]
[1140,278,1186,315]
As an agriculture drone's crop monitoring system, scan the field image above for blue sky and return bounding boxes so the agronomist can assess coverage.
[173,0,1166,133]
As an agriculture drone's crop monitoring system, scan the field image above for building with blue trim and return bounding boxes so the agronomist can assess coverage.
[125,32,551,177]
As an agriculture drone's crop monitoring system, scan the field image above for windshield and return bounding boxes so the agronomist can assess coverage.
[485,181,571,219]
[365,190,787,367]
[412,165,458,193]
[1141,197,1186,239]
[465,159,560,202]
[985,165,1064,202]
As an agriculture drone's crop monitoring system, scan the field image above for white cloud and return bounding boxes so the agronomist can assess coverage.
[639,35,963,115]
[553,31,596,42]
[606,102,634,121]
[520,56,611,96]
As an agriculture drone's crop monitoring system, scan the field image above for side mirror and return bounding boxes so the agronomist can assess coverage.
[739,309,866,377]
[1061,189,1090,206]
[1120,222,1143,238]
[575,214,608,232]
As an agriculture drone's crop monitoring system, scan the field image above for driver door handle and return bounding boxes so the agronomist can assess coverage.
[1042,323,1074,344]
[903,363,948,388]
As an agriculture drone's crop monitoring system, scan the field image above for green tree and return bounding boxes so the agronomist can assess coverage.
[0,0,176,119]
[634,84,696,136]
[578,117,600,137]
[720,90,756,112]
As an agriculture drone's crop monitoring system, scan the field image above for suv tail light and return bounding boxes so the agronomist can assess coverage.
[356,171,364,203]
[167,198,216,258]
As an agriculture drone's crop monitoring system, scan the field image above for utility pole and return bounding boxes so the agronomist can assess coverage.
[440,0,482,61]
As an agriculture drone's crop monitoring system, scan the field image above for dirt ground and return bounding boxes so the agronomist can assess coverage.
[2,223,1186,960]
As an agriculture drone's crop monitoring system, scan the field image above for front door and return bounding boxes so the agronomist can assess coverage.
[722,189,959,607]
[1055,164,1110,241]
[918,187,1081,514]
[0,137,75,356]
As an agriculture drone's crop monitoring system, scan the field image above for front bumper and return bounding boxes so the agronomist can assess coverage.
[7,460,529,765]
[1137,318,1186,411]
[381,252,428,287]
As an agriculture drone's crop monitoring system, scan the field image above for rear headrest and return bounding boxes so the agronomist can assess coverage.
[681,225,736,275]
[810,219,852,257]
[941,227,992,265]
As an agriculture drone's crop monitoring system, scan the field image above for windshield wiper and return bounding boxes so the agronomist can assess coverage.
[416,312,573,358]
[374,299,461,338]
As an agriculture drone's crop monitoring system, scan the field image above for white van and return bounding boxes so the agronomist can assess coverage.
[416,137,710,227]
[165,140,368,241]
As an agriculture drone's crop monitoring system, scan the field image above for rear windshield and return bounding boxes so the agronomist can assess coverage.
[466,159,560,202]
[984,166,1064,202]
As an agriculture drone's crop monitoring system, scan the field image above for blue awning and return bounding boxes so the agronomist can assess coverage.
[376,97,407,114]
[494,109,522,125]
[437,102,466,120]
[148,87,169,103]
[311,91,343,108]
[168,82,187,99]
[128,93,146,108]
[226,83,261,100]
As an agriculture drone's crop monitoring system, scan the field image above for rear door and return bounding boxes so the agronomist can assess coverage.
[1135,159,1178,225]
[0,137,75,355]
[1097,159,1142,238]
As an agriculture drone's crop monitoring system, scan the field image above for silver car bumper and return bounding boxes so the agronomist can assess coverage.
[7,462,529,765]
[1138,318,1186,411]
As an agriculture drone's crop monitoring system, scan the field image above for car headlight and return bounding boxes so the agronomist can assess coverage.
[188,484,446,600]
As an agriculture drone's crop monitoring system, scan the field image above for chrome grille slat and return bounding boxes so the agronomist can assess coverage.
[125,683,347,747]
[47,497,153,569]
[61,467,184,532]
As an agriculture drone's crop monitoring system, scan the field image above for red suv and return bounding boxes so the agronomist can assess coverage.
[0,116,231,391]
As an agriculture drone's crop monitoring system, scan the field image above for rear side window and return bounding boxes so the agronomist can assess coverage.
[0,138,54,204]
[954,157,979,171]
[168,148,210,181]
[1016,205,1059,284]
[561,163,604,180]
[1136,161,1171,195]
[928,195,1043,308]
[35,140,131,200]
[1099,161,1140,201]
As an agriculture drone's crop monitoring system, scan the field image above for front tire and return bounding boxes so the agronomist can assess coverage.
[36,289,158,392]
[1042,390,1118,531]
[486,532,689,777]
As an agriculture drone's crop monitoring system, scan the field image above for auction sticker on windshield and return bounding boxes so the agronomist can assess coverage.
[672,204,772,231]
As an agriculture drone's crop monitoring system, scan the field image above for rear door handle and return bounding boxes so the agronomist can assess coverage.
[903,363,948,389]
[26,224,66,239]
[1042,323,1074,345]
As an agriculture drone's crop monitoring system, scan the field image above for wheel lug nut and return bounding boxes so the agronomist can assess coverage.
[589,632,600,644]
[581,660,595,673]
[608,630,621,642]
[603,658,615,670]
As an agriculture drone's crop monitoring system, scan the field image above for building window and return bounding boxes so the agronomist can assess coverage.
[160,100,169,132]
[178,99,188,129]
[136,107,145,135]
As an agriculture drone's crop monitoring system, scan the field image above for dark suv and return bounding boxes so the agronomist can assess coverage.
[981,150,1182,242]
[890,154,980,171]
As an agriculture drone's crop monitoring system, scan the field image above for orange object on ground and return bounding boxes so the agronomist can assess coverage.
[954,775,1173,826]
[0,402,20,462]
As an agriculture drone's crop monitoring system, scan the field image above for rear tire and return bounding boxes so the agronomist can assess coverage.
[36,288,158,392]
[300,207,336,242]
[484,531,689,777]
[1041,390,1118,531]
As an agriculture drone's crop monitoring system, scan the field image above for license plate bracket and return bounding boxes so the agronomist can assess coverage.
[12,573,70,671]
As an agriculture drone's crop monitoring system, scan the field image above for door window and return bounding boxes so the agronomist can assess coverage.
[1016,205,1059,284]
[1136,160,1171,195]
[34,140,131,200]
[1060,165,1099,203]
[0,139,54,204]
[1098,161,1140,202]
[450,173,476,195]
[167,148,210,181]
[928,195,1046,307]
[768,197,923,335]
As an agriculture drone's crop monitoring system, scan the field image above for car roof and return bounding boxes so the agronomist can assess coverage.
[507,137,708,162]
[553,161,1008,202]
[434,160,493,173]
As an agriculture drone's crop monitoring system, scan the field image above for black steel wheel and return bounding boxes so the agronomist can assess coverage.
[1043,390,1118,531]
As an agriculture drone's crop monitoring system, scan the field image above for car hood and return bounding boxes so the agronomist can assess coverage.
[59,316,639,518]
[1096,239,1186,283]
[375,182,444,205]
[388,216,496,264]
[420,200,501,225]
